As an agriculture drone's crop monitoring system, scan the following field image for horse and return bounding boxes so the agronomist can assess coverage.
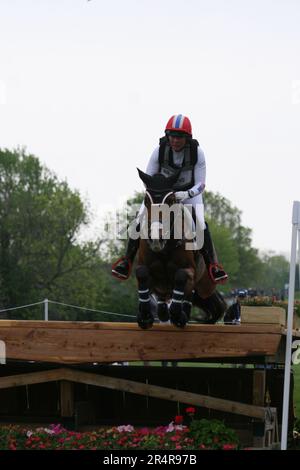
[135,169,227,329]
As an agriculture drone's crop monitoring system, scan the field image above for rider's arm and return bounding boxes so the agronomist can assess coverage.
[188,147,206,198]
[145,147,160,175]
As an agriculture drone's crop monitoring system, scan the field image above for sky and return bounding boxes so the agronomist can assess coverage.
[0,0,300,255]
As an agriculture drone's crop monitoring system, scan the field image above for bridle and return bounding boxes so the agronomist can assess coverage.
[142,190,186,252]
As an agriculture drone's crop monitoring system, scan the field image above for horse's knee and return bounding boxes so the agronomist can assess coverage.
[175,268,188,283]
[174,269,188,289]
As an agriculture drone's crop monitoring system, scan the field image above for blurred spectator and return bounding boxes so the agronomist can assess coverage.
[224,295,242,324]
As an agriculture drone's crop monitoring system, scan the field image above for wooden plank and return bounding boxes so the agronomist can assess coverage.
[0,319,286,332]
[241,307,286,326]
[0,366,274,419]
[0,368,64,389]
[252,370,266,447]
[60,380,74,417]
[253,370,266,406]
[0,321,284,363]
[62,368,267,419]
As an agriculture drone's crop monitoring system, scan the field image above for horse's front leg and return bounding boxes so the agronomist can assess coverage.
[169,268,194,328]
[182,268,195,321]
[156,296,169,322]
[136,265,154,329]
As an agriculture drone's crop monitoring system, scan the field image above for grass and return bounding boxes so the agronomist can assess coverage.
[294,364,300,418]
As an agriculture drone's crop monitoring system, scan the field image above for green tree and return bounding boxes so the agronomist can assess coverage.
[0,147,105,318]
[258,253,289,291]
[207,220,240,281]
[203,191,264,288]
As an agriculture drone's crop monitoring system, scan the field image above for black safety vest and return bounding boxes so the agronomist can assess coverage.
[158,137,199,191]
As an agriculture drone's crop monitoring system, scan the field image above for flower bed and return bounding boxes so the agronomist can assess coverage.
[0,412,240,450]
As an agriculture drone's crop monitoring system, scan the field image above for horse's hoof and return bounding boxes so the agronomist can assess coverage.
[171,314,187,328]
[137,318,154,329]
[157,303,169,322]
[137,312,154,330]
[169,303,187,328]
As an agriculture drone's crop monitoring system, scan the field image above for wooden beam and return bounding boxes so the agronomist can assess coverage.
[0,320,287,363]
[253,370,266,406]
[0,368,64,389]
[252,369,267,447]
[0,367,267,419]
[63,368,267,420]
[60,380,74,418]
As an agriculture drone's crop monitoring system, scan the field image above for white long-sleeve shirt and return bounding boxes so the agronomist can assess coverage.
[145,145,206,197]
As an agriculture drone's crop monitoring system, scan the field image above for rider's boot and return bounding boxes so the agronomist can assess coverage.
[200,222,228,284]
[111,236,140,280]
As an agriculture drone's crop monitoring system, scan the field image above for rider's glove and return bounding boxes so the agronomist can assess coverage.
[175,191,190,202]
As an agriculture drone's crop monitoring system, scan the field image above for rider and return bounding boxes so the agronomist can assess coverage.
[112,114,228,284]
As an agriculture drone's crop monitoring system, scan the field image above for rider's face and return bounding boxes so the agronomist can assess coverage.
[168,135,187,152]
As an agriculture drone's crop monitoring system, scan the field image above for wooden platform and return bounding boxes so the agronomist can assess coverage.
[0,320,298,364]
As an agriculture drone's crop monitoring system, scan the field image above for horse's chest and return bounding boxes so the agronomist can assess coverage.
[149,259,177,287]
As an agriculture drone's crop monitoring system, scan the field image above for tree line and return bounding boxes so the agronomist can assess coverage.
[0,148,289,320]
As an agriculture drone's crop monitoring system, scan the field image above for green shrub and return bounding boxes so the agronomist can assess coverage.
[188,419,239,450]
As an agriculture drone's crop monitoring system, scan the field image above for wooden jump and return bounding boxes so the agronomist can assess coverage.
[0,366,271,419]
[0,310,297,435]
[0,319,298,364]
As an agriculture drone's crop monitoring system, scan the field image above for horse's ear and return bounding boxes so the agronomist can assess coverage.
[137,168,153,188]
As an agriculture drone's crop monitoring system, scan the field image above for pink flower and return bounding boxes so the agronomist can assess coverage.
[222,443,236,450]
[165,422,187,433]
[49,424,66,435]
[117,425,135,433]
[139,427,149,435]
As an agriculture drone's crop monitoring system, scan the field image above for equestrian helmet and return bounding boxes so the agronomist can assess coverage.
[165,114,192,137]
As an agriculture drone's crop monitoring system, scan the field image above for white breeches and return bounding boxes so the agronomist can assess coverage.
[182,193,206,231]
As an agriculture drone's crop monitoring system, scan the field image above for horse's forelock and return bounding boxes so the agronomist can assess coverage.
[150,173,171,190]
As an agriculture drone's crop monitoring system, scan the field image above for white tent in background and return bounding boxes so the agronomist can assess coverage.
[281,201,300,450]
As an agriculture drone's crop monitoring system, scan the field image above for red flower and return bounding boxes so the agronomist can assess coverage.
[174,415,183,424]
[186,407,196,414]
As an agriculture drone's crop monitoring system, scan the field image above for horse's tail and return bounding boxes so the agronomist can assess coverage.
[192,290,227,324]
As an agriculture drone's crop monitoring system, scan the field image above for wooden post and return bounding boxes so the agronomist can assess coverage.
[253,369,266,406]
[60,380,74,417]
[252,369,266,447]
